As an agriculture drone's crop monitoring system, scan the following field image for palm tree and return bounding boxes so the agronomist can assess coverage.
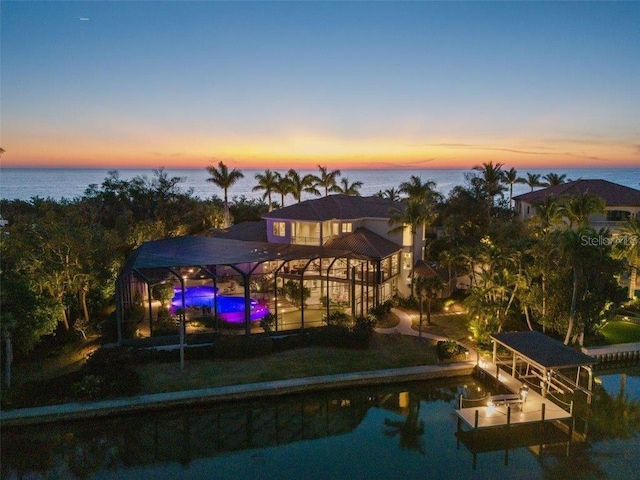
[377,187,401,201]
[472,161,506,208]
[273,171,291,208]
[389,201,433,297]
[331,177,363,196]
[543,172,567,186]
[562,193,605,228]
[253,169,278,212]
[503,167,524,208]
[415,274,445,338]
[399,176,440,203]
[617,218,640,299]
[286,169,319,203]
[524,173,543,192]
[555,227,594,344]
[206,161,244,227]
[315,165,341,196]
[531,196,563,235]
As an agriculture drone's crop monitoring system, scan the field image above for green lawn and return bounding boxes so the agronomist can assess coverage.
[133,333,439,394]
[405,310,471,343]
[600,320,640,345]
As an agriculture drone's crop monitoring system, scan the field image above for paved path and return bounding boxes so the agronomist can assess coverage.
[376,308,449,341]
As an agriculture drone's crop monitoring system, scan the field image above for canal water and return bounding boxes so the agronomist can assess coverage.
[2,372,640,480]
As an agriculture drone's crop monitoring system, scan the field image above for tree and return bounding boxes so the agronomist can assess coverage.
[388,200,435,297]
[286,169,319,203]
[253,169,278,212]
[616,218,640,299]
[530,196,563,236]
[331,177,363,196]
[377,187,401,201]
[524,173,543,192]
[398,176,440,204]
[273,171,291,208]
[414,274,445,339]
[315,165,341,196]
[543,172,567,186]
[561,193,605,228]
[503,167,524,208]
[206,161,244,227]
[471,161,506,209]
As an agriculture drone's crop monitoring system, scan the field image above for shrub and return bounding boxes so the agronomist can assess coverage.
[369,300,393,318]
[71,374,104,401]
[323,311,350,327]
[260,313,276,333]
[437,340,469,362]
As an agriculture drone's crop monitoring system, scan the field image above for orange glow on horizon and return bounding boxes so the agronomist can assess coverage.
[2,133,638,170]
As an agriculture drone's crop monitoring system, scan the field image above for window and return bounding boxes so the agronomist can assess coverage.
[606,210,630,222]
[332,222,339,236]
[391,254,399,275]
[273,221,286,237]
[402,252,412,270]
[341,222,352,233]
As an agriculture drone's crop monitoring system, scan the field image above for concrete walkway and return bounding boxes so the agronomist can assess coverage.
[2,307,479,426]
[376,308,449,341]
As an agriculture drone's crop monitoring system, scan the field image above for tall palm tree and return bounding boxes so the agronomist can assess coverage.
[555,227,594,344]
[331,177,363,196]
[543,172,567,186]
[561,193,605,228]
[286,169,319,203]
[472,161,506,208]
[315,165,341,196]
[415,274,445,337]
[273,171,291,208]
[617,218,640,299]
[206,161,244,227]
[389,201,433,297]
[524,173,543,192]
[253,169,278,212]
[503,167,524,208]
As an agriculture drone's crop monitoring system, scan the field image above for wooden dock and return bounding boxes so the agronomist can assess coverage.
[456,360,572,430]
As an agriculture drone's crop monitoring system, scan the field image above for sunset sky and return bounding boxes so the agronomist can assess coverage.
[2,1,639,170]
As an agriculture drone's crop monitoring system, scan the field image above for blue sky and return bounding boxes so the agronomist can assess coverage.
[2,1,639,169]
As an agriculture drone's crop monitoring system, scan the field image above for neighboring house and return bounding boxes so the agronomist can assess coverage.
[513,179,640,230]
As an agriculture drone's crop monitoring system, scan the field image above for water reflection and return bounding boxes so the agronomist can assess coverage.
[1,379,462,480]
[2,373,640,480]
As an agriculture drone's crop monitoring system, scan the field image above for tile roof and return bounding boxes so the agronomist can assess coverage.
[324,227,402,259]
[413,260,448,280]
[262,194,404,221]
[513,179,640,206]
[206,221,268,242]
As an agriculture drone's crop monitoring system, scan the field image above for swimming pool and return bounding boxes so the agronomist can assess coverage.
[171,285,269,323]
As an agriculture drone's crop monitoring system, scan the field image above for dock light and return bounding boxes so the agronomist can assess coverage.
[487,401,496,415]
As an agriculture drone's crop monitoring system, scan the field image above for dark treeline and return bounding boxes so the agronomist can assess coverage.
[1,163,638,359]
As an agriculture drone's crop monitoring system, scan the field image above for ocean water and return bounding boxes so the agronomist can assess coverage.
[0,167,638,202]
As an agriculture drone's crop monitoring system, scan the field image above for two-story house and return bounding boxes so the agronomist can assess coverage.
[116,195,427,340]
[513,179,640,230]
